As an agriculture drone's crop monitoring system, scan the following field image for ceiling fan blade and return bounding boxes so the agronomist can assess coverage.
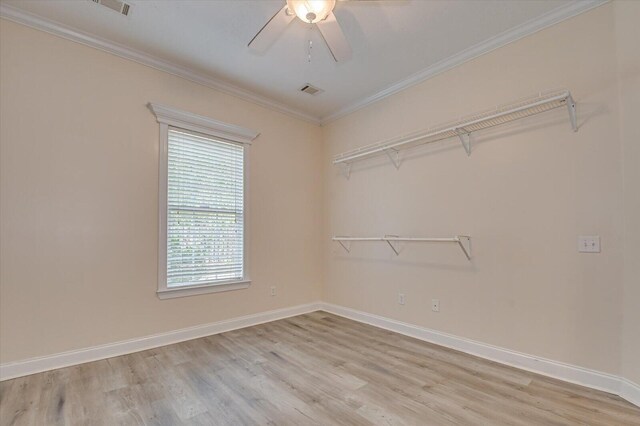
[248,5,295,52]
[316,11,352,62]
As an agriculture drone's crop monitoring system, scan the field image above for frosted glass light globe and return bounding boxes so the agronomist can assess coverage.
[286,0,336,24]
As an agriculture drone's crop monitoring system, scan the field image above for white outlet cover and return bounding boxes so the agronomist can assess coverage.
[432,299,440,312]
[578,236,600,253]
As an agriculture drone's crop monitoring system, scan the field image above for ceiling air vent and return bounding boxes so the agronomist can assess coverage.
[91,0,131,16]
[300,84,323,96]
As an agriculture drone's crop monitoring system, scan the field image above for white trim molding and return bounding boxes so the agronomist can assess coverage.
[319,302,640,408]
[620,378,640,408]
[319,0,608,124]
[148,102,259,145]
[0,3,320,125]
[0,1,607,126]
[1,300,638,408]
[0,302,321,381]
[156,280,251,300]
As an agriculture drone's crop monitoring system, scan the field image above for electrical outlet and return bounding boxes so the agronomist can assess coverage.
[578,236,600,253]
[432,299,440,312]
[398,293,406,305]
[270,286,276,297]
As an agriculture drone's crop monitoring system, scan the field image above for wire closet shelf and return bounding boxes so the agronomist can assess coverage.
[332,235,472,260]
[332,90,577,175]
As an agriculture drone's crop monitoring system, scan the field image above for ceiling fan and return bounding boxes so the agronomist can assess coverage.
[248,0,352,62]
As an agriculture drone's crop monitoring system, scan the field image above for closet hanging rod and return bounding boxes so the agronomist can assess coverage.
[332,235,471,260]
[333,90,576,169]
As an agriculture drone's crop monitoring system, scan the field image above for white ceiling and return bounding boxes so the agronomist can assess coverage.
[1,0,602,123]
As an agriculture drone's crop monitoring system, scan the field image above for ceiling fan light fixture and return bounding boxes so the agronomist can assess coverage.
[286,0,336,24]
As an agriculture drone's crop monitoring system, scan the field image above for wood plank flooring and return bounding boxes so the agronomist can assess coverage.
[1,311,639,425]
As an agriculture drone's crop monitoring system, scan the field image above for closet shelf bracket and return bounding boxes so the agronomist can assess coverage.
[567,93,578,132]
[384,234,401,255]
[384,149,401,169]
[454,128,471,156]
[456,236,471,260]
[337,239,352,253]
[340,163,352,179]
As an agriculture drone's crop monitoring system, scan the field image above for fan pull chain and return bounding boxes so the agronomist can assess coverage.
[306,22,314,63]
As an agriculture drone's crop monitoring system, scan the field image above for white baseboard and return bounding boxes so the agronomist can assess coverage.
[319,302,640,408]
[0,302,321,381]
[2,300,638,409]
[620,378,640,408]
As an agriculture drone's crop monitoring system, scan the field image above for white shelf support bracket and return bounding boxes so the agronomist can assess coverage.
[566,94,577,132]
[455,128,472,156]
[340,163,352,179]
[337,240,351,253]
[384,149,401,169]
[456,236,472,260]
[384,235,400,255]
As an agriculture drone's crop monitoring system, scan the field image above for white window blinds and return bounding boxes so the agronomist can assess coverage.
[167,128,244,288]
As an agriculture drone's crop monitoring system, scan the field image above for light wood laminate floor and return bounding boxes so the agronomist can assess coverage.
[1,311,639,425]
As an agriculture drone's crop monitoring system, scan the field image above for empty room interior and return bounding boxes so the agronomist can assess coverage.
[1,0,640,424]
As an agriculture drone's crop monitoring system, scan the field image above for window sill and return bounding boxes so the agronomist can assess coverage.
[157,280,251,300]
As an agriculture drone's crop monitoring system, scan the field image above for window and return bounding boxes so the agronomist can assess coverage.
[149,103,258,299]
[167,129,244,286]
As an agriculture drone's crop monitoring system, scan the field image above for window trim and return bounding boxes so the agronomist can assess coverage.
[149,103,258,299]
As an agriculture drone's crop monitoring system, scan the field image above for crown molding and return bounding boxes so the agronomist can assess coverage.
[1,1,608,127]
[0,3,321,126]
[319,0,609,124]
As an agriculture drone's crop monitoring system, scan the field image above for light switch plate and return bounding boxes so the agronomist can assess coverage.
[578,236,600,253]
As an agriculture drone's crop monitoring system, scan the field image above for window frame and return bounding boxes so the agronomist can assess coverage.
[149,103,258,299]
